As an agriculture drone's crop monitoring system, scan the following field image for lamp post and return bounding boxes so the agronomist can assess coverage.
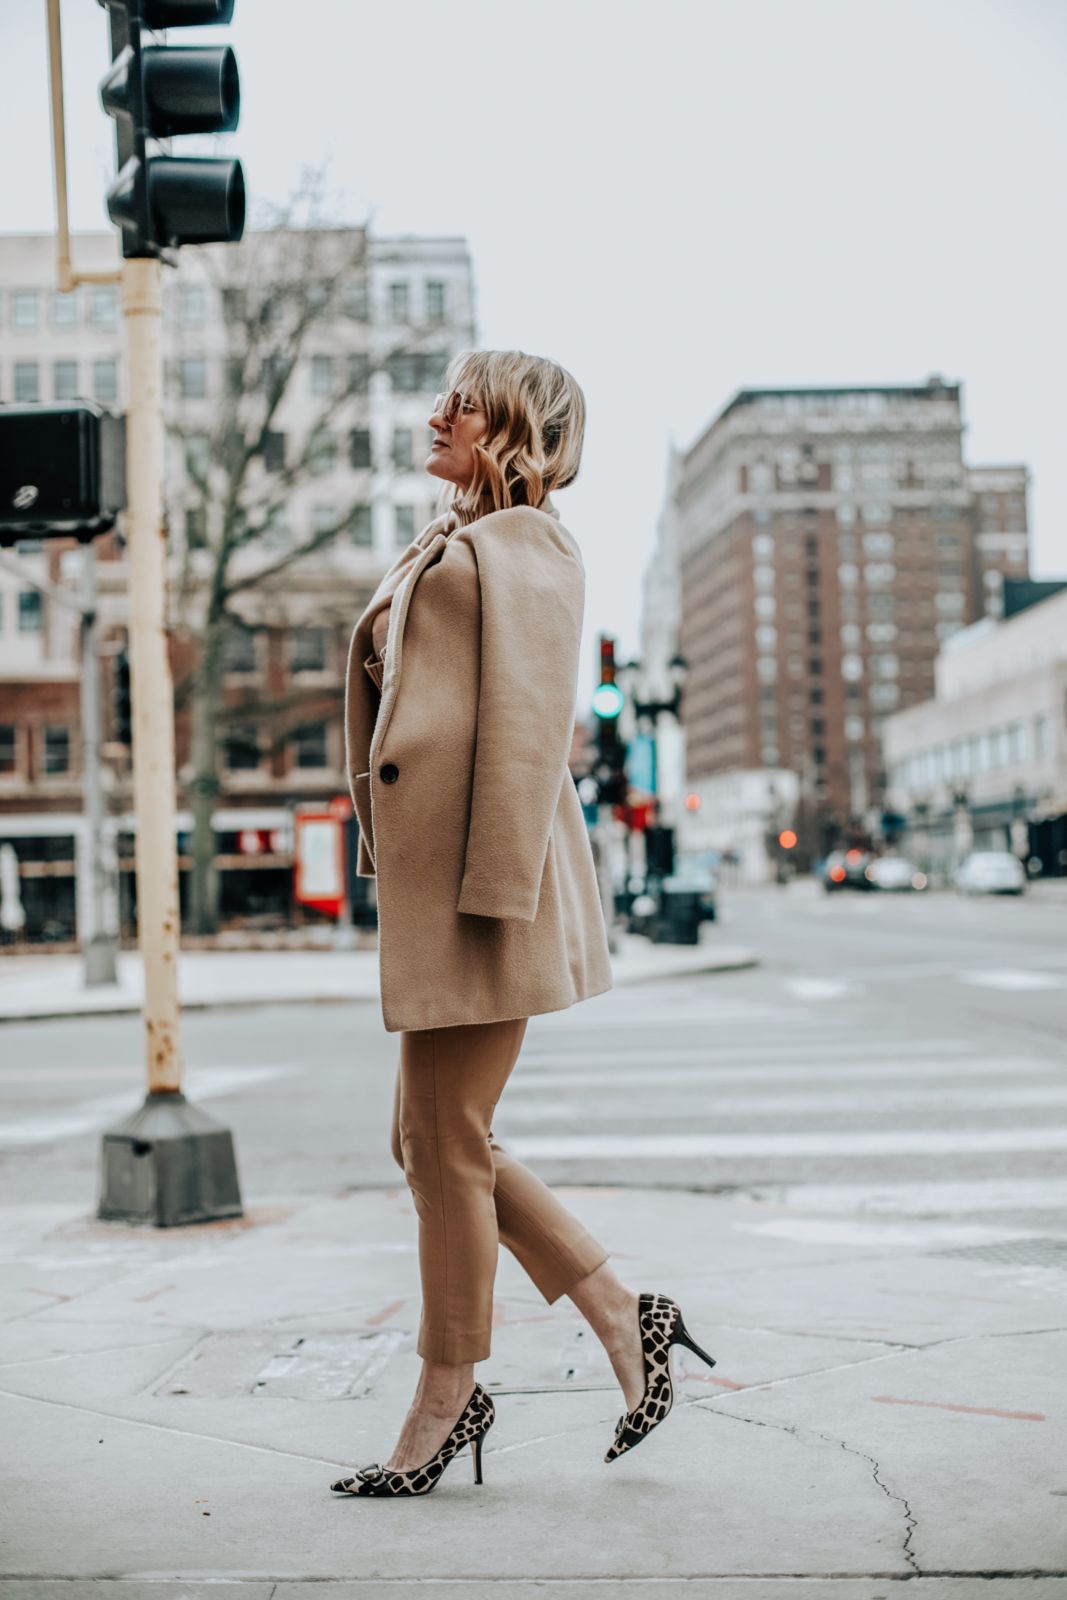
[619,651,688,878]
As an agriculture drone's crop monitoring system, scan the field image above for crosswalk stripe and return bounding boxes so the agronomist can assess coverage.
[497,1084,1067,1119]
[520,1038,974,1067]
[958,970,1064,991]
[506,1129,1067,1158]
[509,1057,1059,1091]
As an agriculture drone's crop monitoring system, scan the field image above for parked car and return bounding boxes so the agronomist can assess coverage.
[956,851,1027,896]
[865,856,927,892]
[822,849,875,892]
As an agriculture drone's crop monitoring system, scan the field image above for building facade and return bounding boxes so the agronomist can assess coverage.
[882,587,1067,878]
[0,227,477,941]
[671,378,1030,857]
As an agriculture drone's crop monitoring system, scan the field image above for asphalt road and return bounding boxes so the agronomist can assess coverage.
[2,882,1065,1232]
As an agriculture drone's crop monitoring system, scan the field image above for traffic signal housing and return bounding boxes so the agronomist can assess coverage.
[99,0,245,258]
[592,634,627,807]
[0,405,126,545]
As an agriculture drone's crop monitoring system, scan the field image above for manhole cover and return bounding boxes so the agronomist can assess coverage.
[156,1330,406,1399]
[927,1237,1067,1271]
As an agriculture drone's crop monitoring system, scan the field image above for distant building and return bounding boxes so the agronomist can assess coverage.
[883,586,1067,877]
[669,377,1031,860]
[0,227,476,940]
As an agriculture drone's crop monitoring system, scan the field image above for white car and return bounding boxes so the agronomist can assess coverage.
[865,856,926,891]
[956,851,1027,896]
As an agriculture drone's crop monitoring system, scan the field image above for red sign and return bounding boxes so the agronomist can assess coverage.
[293,812,345,918]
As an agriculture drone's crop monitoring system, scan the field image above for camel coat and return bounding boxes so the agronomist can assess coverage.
[342,498,614,1032]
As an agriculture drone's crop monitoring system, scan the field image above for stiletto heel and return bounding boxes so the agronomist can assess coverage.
[604,1291,717,1463]
[672,1316,718,1373]
[330,1383,495,1497]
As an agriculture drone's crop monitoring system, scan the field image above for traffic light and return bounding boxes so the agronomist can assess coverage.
[592,634,627,807]
[99,0,245,259]
[0,405,126,545]
[113,646,133,746]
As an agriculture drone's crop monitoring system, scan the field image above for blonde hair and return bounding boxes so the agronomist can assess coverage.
[434,349,585,526]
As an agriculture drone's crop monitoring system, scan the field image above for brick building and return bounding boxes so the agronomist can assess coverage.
[672,378,1030,857]
[0,228,476,941]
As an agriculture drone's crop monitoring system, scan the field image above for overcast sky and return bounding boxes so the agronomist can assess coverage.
[3,0,1065,682]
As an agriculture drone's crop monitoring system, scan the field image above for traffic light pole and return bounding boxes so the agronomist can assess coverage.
[97,257,243,1225]
[122,257,182,1089]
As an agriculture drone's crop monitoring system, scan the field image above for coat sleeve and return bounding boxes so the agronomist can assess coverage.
[456,511,585,922]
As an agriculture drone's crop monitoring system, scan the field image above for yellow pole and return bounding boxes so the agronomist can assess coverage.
[45,0,120,292]
[122,256,183,1093]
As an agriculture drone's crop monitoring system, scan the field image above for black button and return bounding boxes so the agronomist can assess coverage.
[379,762,399,783]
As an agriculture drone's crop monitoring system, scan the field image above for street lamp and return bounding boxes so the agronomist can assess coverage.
[621,651,689,799]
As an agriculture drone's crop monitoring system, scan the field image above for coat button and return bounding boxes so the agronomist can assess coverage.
[379,762,399,783]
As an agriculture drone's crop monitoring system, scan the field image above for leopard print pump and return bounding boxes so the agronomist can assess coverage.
[330,1382,495,1497]
[604,1291,717,1463]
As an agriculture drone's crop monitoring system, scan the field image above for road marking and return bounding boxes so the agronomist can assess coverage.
[520,1039,974,1067]
[958,970,1064,992]
[784,977,862,1001]
[508,1059,1061,1092]
[506,1129,1067,1158]
[498,1083,1067,1119]
[0,1065,294,1147]
[744,1177,1067,1214]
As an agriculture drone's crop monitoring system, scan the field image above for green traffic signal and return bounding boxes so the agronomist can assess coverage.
[592,681,625,719]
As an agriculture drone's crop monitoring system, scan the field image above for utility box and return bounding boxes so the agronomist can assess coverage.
[0,403,126,543]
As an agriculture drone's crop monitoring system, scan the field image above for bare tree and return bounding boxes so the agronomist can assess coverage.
[168,179,452,933]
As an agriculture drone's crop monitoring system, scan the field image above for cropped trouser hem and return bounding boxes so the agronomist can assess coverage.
[391,1016,611,1365]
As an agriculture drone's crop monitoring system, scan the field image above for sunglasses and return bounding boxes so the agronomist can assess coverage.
[432,389,482,426]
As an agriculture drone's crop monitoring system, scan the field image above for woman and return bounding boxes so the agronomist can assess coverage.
[330,350,716,1498]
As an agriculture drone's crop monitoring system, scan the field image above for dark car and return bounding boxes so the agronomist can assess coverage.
[821,848,875,892]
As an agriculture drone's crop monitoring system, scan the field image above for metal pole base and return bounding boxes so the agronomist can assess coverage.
[97,1090,244,1226]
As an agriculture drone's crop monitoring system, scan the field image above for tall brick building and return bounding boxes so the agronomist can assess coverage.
[673,379,1030,853]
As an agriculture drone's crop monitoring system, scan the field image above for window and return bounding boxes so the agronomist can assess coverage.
[0,725,17,774]
[344,280,369,321]
[350,504,373,546]
[349,429,372,469]
[14,362,39,403]
[862,502,891,523]
[310,354,334,396]
[862,531,893,555]
[753,564,775,589]
[221,286,245,320]
[841,653,863,680]
[42,725,71,776]
[93,359,118,403]
[754,595,776,619]
[870,683,900,708]
[388,282,410,322]
[752,533,774,558]
[312,503,336,534]
[12,291,39,329]
[178,357,207,398]
[425,280,446,321]
[392,428,414,470]
[185,507,207,548]
[348,352,370,393]
[935,591,965,612]
[19,591,42,632]
[184,433,211,479]
[179,284,208,324]
[292,719,328,769]
[387,351,419,392]
[308,431,337,476]
[222,622,257,674]
[867,622,898,642]
[1034,715,1047,760]
[51,291,78,327]
[837,502,856,525]
[290,627,327,674]
[838,563,858,586]
[841,623,861,646]
[864,563,895,585]
[871,654,899,678]
[395,505,416,543]
[89,286,119,326]
[809,656,822,676]
[53,360,78,401]
[223,723,260,771]
[845,715,865,742]
[225,357,245,396]
[755,625,777,649]
[262,431,286,472]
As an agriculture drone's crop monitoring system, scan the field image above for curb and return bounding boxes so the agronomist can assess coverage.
[0,947,759,1025]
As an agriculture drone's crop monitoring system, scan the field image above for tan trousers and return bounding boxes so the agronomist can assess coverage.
[390,1016,611,1364]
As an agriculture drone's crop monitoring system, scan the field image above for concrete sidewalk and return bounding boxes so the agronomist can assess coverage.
[0,930,757,1023]
[2,1178,1065,1594]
